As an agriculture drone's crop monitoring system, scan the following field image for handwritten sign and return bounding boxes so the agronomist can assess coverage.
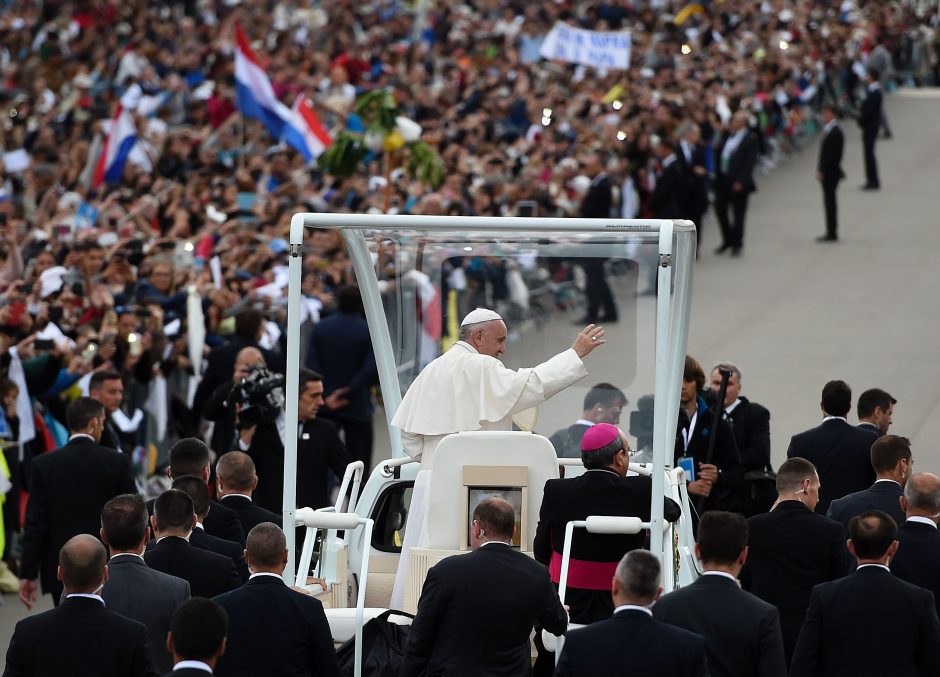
[539,22,631,71]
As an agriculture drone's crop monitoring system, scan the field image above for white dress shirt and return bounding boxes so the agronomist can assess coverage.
[613,604,653,616]
[174,660,212,673]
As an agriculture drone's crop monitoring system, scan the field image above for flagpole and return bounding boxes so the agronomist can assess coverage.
[239,113,246,171]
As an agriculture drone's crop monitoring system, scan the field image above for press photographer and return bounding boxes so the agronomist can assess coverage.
[235,367,350,514]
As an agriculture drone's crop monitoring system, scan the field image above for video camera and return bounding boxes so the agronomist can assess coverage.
[230,364,286,430]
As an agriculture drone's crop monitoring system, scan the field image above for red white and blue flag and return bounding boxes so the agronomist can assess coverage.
[234,24,331,162]
[93,105,137,186]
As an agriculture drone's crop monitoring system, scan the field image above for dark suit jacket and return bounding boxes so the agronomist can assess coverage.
[786,419,878,515]
[891,519,940,619]
[649,157,685,219]
[188,527,249,582]
[743,501,849,664]
[826,480,904,533]
[3,595,157,677]
[857,421,885,438]
[654,574,787,677]
[676,141,709,216]
[790,566,940,677]
[534,469,681,624]
[716,130,758,192]
[676,398,746,514]
[147,496,245,546]
[203,379,237,460]
[248,417,350,513]
[400,544,568,677]
[306,311,376,421]
[102,554,191,673]
[817,124,845,183]
[143,536,240,599]
[548,422,591,459]
[213,575,339,677]
[556,608,708,677]
[218,494,280,536]
[725,397,771,471]
[20,436,137,595]
[191,336,281,415]
[580,173,612,218]
[160,669,211,677]
[858,86,883,136]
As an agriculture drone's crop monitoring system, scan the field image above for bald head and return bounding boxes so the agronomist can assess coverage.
[903,473,940,518]
[58,534,108,593]
[245,522,288,574]
[217,451,258,497]
[233,347,265,382]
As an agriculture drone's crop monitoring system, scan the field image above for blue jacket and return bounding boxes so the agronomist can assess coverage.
[306,312,376,421]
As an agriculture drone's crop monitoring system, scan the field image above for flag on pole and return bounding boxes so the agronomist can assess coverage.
[93,105,137,187]
[234,24,331,161]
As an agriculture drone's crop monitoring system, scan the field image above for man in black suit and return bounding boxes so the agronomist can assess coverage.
[649,140,684,219]
[577,151,617,323]
[165,598,228,676]
[148,438,245,545]
[401,498,568,677]
[676,356,744,516]
[215,451,280,536]
[891,473,940,619]
[827,434,911,532]
[238,368,350,513]
[172,476,250,582]
[655,511,786,677]
[548,383,627,459]
[709,362,771,514]
[742,458,850,666]
[101,494,191,673]
[19,396,137,608]
[202,346,266,461]
[5,534,157,677]
[89,369,128,453]
[676,121,709,235]
[306,285,377,466]
[144,489,241,598]
[787,380,878,515]
[790,510,940,677]
[556,550,707,677]
[714,111,758,256]
[858,69,883,190]
[213,522,339,677]
[815,103,846,242]
[535,422,680,624]
[857,387,896,437]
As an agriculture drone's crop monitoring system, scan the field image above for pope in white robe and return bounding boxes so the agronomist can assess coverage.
[389,308,607,607]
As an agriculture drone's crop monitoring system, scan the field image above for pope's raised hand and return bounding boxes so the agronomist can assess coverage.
[572,324,606,358]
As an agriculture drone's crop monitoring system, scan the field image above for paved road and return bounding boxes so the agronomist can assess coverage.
[1,89,938,661]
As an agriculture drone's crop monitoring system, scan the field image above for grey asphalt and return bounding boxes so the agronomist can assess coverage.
[1,88,938,663]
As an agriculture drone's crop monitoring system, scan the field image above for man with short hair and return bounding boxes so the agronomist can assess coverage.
[6,535,157,677]
[742,458,849,665]
[216,452,279,536]
[654,511,786,677]
[534,423,680,624]
[890,473,940,619]
[858,68,883,190]
[171,476,249,582]
[101,494,191,673]
[856,388,896,436]
[148,438,244,545]
[815,103,845,242]
[203,347,266,460]
[144,489,240,598]
[791,510,940,676]
[89,369,127,452]
[556,550,707,676]
[401,498,568,677]
[827,434,912,531]
[19,396,137,608]
[548,382,627,458]
[787,380,878,514]
[212,523,339,677]
[165,598,228,676]
[714,110,758,256]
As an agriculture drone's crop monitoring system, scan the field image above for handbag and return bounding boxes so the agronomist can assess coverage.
[336,609,415,677]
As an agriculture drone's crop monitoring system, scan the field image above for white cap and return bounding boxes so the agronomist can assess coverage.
[460,308,502,327]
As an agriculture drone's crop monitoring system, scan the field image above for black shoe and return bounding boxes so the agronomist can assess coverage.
[860,184,880,191]
[714,245,730,255]
[730,247,742,257]
[816,235,838,242]
[573,317,597,326]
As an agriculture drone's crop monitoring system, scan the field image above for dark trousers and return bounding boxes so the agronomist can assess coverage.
[583,258,617,322]
[863,131,879,187]
[822,180,839,237]
[714,181,750,249]
[324,415,374,468]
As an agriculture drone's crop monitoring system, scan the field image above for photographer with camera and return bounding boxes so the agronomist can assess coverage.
[236,367,350,514]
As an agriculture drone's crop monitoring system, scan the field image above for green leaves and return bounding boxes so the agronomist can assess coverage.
[406,141,446,189]
[317,131,368,178]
